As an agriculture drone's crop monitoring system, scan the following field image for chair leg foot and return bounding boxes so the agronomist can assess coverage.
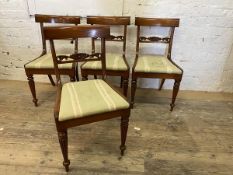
[82,75,88,81]
[48,75,56,86]
[122,78,129,97]
[130,78,137,109]
[170,79,181,111]
[120,145,126,156]
[27,74,38,106]
[120,114,129,156]
[63,160,70,172]
[58,131,70,172]
[159,79,165,91]
[170,103,175,111]
[69,75,75,82]
[130,102,134,109]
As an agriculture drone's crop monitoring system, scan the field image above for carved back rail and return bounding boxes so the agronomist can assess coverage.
[135,17,180,59]
[44,25,110,84]
[86,16,130,54]
[35,14,81,54]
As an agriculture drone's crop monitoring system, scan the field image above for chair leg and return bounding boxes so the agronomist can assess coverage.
[130,78,137,108]
[75,65,79,81]
[58,131,70,172]
[159,79,165,91]
[48,75,55,86]
[122,78,129,97]
[120,114,130,156]
[94,75,97,79]
[27,74,38,106]
[170,79,181,111]
[82,75,88,81]
[120,77,123,88]
[69,75,75,82]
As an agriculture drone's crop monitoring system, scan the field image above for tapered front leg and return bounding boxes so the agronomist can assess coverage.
[122,78,129,97]
[58,131,70,172]
[170,79,181,111]
[27,74,38,106]
[120,114,130,156]
[159,79,165,90]
[48,75,56,86]
[130,78,137,108]
[120,77,123,88]
[76,64,79,81]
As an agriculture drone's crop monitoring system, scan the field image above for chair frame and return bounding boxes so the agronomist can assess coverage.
[44,25,131,172]
[131,17,183,111]
[24,14,80,106]
[81,16,130,97]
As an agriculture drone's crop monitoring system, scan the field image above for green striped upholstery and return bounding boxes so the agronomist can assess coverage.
[59,79,129,121]
[81,53,128,71]
[25,54,73,69]
[134,55,182,74]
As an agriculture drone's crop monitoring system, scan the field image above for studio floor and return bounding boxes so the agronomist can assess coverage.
[0,79,233,175]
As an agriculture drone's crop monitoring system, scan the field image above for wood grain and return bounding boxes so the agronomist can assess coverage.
[0,80,232,174]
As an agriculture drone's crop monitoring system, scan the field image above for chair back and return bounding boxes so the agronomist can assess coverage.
[35,14,81,54]
[44,25,110,85]
[135,17,179,59]
[87,16,130,56]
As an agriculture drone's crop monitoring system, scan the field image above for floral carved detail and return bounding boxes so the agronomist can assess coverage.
[139,36,170,43]
[109,35,124,41]
[94,35,124,41]
[57,53,102,62]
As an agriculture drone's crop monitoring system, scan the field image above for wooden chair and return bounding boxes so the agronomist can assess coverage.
[131,17,183,111]
[24,14,80,106]
[44,25,131,172]
[81,16,130,97]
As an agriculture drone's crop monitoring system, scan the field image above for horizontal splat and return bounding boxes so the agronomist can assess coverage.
[56,53,102,64]
[94,35,124,41]
[139,36,170,43]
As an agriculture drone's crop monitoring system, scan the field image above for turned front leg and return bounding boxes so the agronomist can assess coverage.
[27,74,38,106]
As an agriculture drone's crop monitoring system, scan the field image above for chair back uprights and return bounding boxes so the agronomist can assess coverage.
[35,14,81,54]
[44,25,110,85]
[135,17,180,60]
[87,16,130,57]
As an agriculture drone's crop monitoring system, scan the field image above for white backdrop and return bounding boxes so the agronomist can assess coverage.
[27,0,124,16]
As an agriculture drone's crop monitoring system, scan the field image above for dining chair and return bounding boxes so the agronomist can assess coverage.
[131,17,183,111]
[44,25,131,171]
[81,16,130,97]
[24,14,80,106]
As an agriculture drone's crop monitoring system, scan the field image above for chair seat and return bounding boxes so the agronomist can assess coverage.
[81,53,128,71]
[25,54,73,69]
[134,55,182,74]
[59,79,129,121]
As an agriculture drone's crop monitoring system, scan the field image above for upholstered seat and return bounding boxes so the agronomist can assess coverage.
[134,55,182,74]
[59,79,129,121]
[25,54,73,69]
[81,53,128,71]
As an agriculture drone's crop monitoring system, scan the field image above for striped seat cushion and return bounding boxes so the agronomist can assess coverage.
[25,54,73,69]
[59,79,129,121]
[81,53,128,71]
[134,55,182,74]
